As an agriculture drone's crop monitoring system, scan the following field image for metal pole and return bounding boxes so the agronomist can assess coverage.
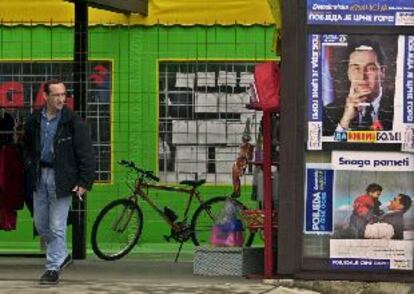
[262,110,274,278]
[72,0,88,259]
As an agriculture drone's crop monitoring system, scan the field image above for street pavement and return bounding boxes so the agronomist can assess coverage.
[0,256,296,293]
[2,255,412,293]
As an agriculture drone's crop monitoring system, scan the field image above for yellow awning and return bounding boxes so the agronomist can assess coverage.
[0,0,275,26]
[266,0,282,52]
[267,0,282,28]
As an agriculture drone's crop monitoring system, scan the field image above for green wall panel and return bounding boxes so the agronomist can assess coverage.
[0,24,275,254]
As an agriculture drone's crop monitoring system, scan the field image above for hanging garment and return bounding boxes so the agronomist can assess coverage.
[0,145,25,210]
[0,145,25,231]
[0,207,17,231]
[253,61,280,112]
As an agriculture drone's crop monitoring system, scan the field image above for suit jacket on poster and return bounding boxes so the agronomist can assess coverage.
[322,94,394,136]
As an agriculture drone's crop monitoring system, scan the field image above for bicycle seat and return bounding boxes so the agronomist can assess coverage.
[179,179,206,187]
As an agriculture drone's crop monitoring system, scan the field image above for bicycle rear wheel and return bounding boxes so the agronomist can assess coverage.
[91,198,143,260]
[191,196,255,247]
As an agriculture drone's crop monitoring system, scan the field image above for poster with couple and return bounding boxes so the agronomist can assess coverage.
[304,151,414,270]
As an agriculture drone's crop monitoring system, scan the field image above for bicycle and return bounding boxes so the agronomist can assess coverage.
[91,160,256,261]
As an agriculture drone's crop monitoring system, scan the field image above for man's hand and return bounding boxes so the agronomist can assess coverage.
[339,82,372,129]
[72,185,87,201]
[72,185,87,195]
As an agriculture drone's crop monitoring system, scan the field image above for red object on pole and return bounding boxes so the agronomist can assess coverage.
[262,110,273,278]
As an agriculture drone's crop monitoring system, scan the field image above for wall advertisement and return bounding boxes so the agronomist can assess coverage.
[306,34,414,151]
[304,166,334,234]
[307,0,414,26]
[305,151,414,270]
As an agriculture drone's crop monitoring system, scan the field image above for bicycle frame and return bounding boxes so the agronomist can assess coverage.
[131,176,207,232]
[91,160,255,262]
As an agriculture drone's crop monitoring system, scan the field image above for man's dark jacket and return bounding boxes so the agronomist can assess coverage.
[24,106,95,198]
[323,94,394,136]
[381,211,404,240]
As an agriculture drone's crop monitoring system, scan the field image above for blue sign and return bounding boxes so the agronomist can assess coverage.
[305,168,333,233]
[307,0,414,26]
[330,258,390,270]
[307,34,322,122]
[404,36,414,123]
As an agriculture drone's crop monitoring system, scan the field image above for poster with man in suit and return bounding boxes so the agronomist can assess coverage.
[307,34,414,150]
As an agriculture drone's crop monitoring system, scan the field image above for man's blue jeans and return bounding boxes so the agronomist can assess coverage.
[34,167,71,271]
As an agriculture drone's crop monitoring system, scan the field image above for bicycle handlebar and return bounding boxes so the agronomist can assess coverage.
[119,160,160,182]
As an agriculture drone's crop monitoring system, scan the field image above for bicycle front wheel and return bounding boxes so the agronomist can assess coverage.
[91,198,143,261]
[191,196,255,246]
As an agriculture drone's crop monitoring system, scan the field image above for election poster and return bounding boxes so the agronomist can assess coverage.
[304,164,334,234]
[307,0,414,26]
[304,151,414,270]
[306,34,414,151]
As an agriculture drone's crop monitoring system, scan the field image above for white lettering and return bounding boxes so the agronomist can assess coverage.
[409,37,414,51]
[312,192,321,230]
[313,171,319,190]
[353,14,373,22]
[308,13,325,21]
[311,35,320,120]
[373,15,394,22]
[407,52,414,70]
[312,4,348,11]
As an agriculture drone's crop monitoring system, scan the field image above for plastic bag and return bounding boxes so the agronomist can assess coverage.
[210,199,244,247]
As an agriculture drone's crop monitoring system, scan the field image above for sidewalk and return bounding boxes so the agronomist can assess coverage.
[1,255,414,293]
[0,256,278,293]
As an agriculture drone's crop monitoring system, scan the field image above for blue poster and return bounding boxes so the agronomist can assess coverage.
[305,168,334,233]
[307,34,322,122]
[307,0,414,26]
[404,36,414,123]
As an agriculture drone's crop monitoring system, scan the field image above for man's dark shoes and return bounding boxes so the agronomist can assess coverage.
[59,254,73,271]
[39,270,59,285]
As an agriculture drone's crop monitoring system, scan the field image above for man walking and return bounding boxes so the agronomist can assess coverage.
[24,80,95,285]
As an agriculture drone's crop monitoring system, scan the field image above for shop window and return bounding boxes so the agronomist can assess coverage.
[158,61,264,184]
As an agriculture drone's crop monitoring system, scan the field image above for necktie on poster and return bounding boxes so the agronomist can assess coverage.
[359,103,373,128]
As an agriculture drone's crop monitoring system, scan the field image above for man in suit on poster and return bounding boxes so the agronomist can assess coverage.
[323,39,394,136]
